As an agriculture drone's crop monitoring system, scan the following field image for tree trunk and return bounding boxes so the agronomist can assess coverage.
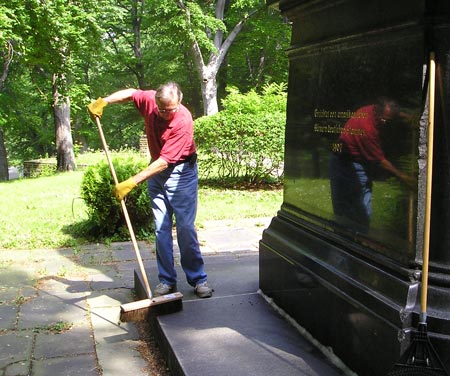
[53,74,76,172]
[0,41,13,180]
[0,41,13,91]
[184,50,203,117]
[201,76,219,116]
[131,0,146,89]
[0,128,8,181]
[182,0,251,116]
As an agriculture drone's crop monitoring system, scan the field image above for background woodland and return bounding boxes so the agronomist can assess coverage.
[0,0,290,179]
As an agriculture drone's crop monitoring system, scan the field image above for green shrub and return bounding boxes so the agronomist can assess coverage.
[195,83,286,184]
[80,157,152,238]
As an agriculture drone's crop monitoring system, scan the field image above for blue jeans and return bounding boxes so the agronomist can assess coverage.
[329,153,373,233]
[147,162,207,287]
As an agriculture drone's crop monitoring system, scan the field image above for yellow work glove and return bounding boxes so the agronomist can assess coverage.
[113,178,137,201]
[87,97,108,120]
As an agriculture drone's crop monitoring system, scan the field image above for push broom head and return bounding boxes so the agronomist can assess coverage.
[120,292,183,322]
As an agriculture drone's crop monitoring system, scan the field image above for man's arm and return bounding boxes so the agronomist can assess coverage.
[91,88,170,200]
[104,88,138,104]
[113,158,169,201]
[133,158,169,184]
[87,88,138,119]
[379,159,415,188]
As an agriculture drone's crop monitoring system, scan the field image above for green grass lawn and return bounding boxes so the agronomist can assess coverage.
[0,169,282,250]
[0,172,88,249]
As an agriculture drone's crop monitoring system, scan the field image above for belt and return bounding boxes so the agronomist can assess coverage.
[172,153,197,167]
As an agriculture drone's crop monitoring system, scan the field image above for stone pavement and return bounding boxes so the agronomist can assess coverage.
[0,242,148,376]
[0,218,271,376]
[0,217,352,376]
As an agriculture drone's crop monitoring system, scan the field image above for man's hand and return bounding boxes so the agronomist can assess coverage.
[87,97,108,120]
[113,178,137,201]
[399,173,417,190]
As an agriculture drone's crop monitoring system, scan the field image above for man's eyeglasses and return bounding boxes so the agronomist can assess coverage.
[158,106,179,114]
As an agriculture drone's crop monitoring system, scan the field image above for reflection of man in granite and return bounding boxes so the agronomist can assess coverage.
[329,98,414,232]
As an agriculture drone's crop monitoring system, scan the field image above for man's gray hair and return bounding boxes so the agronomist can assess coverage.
[155,82,183,104]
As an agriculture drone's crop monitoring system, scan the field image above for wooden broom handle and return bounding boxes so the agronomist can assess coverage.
[421,52,436,321]
[95,117,153,299]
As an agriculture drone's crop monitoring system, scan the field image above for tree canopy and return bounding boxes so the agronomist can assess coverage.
[0,0,290,178]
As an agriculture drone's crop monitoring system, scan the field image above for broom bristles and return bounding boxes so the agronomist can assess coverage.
[120,292,183,322]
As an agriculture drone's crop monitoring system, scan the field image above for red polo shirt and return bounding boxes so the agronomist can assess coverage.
[339,105,385,163]
[132,90,196,163]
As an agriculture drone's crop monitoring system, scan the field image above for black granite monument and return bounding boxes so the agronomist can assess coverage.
[260,1,450,375]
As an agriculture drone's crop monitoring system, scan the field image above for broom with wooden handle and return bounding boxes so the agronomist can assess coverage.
[387,52,449,376]
[94,116,182,322]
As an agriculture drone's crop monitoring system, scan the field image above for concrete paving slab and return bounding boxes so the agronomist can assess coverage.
[87,266,123,291]
[33,324,95,359]
[110,241,151,253]
[32,354,99,376]
[0,267,35,289]
[56,248,79,258]
[110,248,137,262]
[90,306,140,340]
[89,276,130,291]
[0,217,354,376]
[4,360,30,376]
[115,262,139,287]
[0,250,33,263]
[94,340,148,376]
[87,288,134,308]
[201,230,259,252]
[72,264,111,279]
[0,243,156,376]
[90,306,148,376]
[110,241,155,262]
[198,217,271,254]
[0,304,18,330]
[19,286,40,300]
[36,276,90,295]
[18,293,89,330]
[31,257,79,277]
[0,330,33,373]
[0,287,22,303]
[78,250,113,267]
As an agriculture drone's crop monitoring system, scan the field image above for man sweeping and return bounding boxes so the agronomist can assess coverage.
[88,82,213,299]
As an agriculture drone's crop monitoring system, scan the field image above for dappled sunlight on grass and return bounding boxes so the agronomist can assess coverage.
[197,187,282,224]
[1,168,283,249]
[0,172,89,249]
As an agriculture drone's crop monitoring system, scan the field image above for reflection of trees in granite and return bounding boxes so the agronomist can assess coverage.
[284,176,413,253]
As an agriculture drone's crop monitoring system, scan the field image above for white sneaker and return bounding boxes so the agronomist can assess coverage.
[154,283,176,296]
[195,281,213,298]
